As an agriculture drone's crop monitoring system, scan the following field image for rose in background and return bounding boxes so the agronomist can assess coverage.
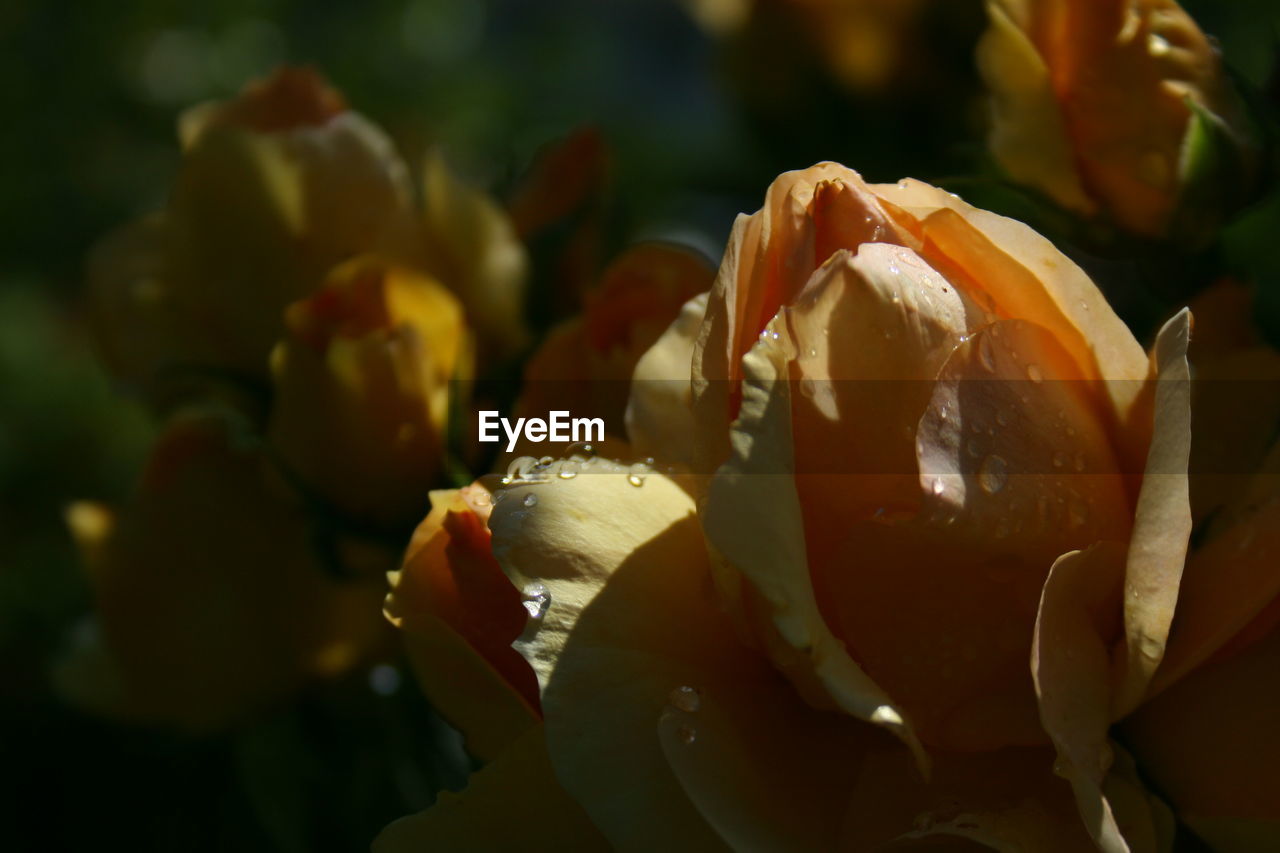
[511,241,713,452]
[379,161,1208,850]
[978,0,1261,245]
[59,66,526,728]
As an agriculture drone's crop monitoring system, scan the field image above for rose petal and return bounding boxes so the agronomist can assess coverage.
[870,178,1151,448]
[488,465,728,849]
[977,0,1096,217]
[1033,543,1130,853]
[703,322,928,764]
[627,291,709,467]
[1112,308,1192,715]
[371,724,608,852]
[385,487,539,762]
[841,742,1104,852]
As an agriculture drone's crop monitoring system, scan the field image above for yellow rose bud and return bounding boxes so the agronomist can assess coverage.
[89,66,419,397]
[978,0,1257,240]
[267,256,471,527]
[55,409,389,730]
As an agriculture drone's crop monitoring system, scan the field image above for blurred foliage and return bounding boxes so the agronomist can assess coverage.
[1,0,1280,849]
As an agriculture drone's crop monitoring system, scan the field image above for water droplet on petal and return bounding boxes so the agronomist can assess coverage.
[1026,364,1043,383]
[678,724,697,745]
[520,582,551,625]
[669,685,701,713]
[978,454,1008,495]
[522,493,538,508]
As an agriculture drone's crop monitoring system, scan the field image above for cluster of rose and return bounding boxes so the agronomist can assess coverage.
[62,2,1280,851]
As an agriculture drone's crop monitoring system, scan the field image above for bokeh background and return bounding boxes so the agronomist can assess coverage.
[1,0,1278,849]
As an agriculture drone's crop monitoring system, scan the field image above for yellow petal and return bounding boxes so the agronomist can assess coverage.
[372,724,608,852]
[1033,544,1131,853]
[487,463,731,849]
[628,291,708,467]
[421,148,529,359]
[1112,309,1192,715]
[978,0,1095,216]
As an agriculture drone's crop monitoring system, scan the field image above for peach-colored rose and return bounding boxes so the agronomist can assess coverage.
[978,0,1257,239]
[380,163,1200,850]
[56,409,389,730]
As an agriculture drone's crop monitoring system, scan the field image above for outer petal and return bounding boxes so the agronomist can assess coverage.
[488,463,730,850]
[421,148,529,359]
[384,485,539,762]
[703,321,927,762]
[870,178,1151,440]
[627,291,708,467]
[977,0,1094,216]
[1112,309,1192,715]
[372,724,608,852]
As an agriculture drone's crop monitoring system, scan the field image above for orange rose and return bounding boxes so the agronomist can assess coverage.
[382,163,1197,850]
[978,0,1257,240]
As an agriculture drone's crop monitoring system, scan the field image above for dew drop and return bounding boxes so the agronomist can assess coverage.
[678,725,697,745]
[558,459,579,479]
[669,685,701,713]
[520,582,551,622]
[522,493,538,508]
[977,454,1008,495]
[1026,364,1043,383]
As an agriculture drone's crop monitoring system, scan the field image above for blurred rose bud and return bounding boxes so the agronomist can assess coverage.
[89,66,528,405]
[512,242,712,447]
[89,67,420,395]
[267,255,472,528]
[979,0,1259,242]
[420,148,531,361]
[56,409,389,731]
[507,128,611,322]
